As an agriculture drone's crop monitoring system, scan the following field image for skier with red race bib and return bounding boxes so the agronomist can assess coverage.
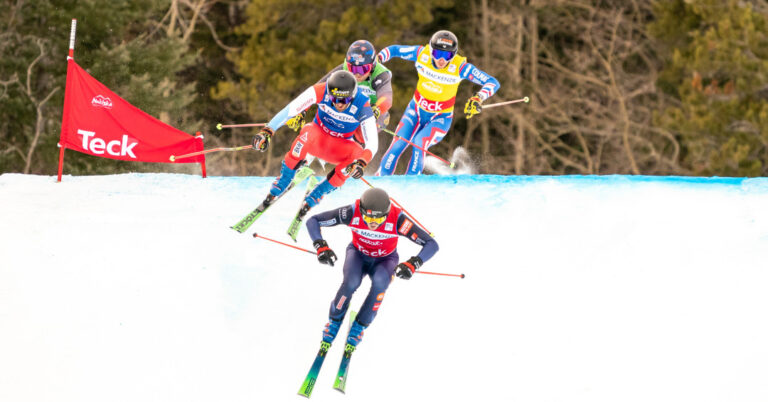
[305,187,439,354]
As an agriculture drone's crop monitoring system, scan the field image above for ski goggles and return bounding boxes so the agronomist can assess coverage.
[362,213,386,225]
[431,48,456,62]
[330,94,354,105]
[347,62,373,76]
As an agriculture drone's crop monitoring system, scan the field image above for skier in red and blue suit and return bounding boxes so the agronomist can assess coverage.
[305,187,439,352]
[252,70,378,218]
[376,30,500,175]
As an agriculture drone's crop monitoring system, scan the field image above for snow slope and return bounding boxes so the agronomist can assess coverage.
[2,173,768,402]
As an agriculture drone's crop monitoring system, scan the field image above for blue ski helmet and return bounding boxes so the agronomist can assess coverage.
[346,40,376,66]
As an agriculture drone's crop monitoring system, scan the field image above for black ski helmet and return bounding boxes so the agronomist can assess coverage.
[327,70,357,99]
[359,188,391,218]
[346,40,376,66]
[430,30,459,53]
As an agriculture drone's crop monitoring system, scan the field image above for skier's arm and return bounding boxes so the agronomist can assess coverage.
[377,45,423,64]
[356,104,379,163]
[458,61,500,101]
[266,83,326,131]
[306,204,355,242]
[371,70,393,124]
[396,213,439,263]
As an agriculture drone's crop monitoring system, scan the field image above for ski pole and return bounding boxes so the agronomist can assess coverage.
[216,122,267,130]
[381,129,455,168]
[483,96,530,109]
[253,232,315,255]
[169,144,251,161]
[359,177,435,237]
[253,233,462,278]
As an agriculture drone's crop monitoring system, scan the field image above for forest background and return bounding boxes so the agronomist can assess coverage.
[2,0,768,177]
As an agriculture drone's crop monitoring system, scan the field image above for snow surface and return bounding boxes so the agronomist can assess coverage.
[2,172,768,402]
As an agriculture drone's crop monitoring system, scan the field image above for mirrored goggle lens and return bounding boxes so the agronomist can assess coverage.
[331,95,353,105]
[347,63,373,75]
[431,48,455,61]
[362,214,386,225]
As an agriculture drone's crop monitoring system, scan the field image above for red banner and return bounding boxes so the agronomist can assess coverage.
[58,58,204,164]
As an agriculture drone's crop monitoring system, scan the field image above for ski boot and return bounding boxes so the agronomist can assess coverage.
[269,161,300,197]
[255,193,277,213]
[345,319,367,354]
[305,179,338,208]
[322,318,343,344]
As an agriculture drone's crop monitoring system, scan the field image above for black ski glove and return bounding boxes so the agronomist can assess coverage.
[346,159,367,179]
[313,239,337,266]
[395,256,423,280]
[252,127,274,152]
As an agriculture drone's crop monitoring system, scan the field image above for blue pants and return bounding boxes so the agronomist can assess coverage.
[329,244,399,326]
[377,98,453,175]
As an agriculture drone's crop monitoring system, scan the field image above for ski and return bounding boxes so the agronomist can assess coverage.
[286,175,319,241]
[333,344,355,393]
[333,310,357,394]
[229,166,314,233]
[297,341,331,398]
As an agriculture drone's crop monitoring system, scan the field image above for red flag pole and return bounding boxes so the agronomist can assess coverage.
[57,18,77,183]
[194,132,207,178]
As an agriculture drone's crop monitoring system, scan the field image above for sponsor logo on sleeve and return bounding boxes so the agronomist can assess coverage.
[398,219,413,235]
[471,67,489,82]
[319,218,337,226]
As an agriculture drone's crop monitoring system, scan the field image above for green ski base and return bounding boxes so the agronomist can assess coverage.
[286,175,319,241]
[297,341,331,398]
[229,166,314,233]
[333,310,358,394]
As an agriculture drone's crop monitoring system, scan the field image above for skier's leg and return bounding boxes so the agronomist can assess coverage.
[328,245,366,322]
[347,252,399,347]
[405,112,452,175]
[269,124,318,196]
[323,245,365,344]
[354,252,399,327]
[304,136,363,208]
[377,100,421,176]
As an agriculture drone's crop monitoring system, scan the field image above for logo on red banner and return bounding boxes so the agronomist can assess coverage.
[91,95,113,109]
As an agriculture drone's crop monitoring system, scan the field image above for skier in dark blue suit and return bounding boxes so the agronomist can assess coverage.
[305,187,438,353]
